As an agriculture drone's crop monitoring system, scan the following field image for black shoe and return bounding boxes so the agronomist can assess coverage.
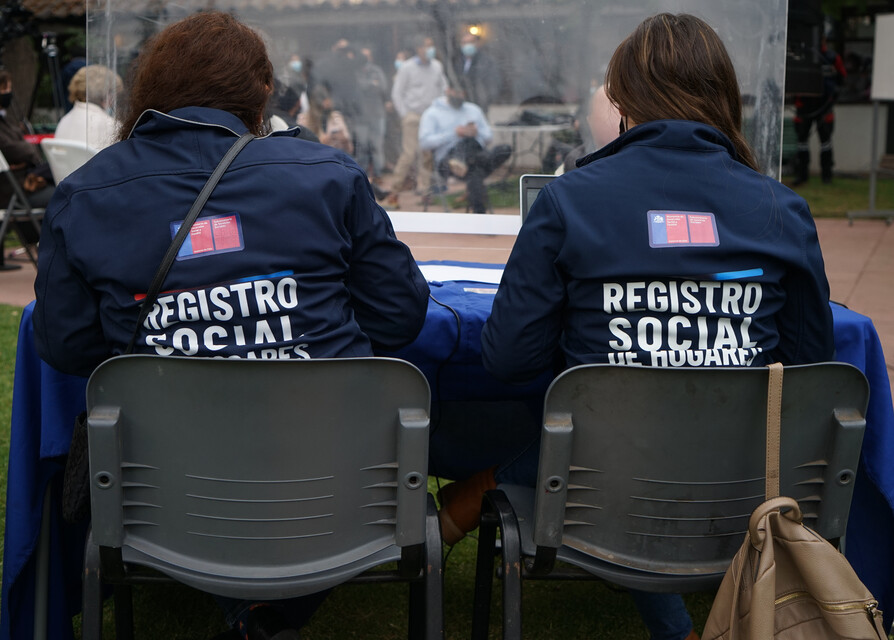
[372,183,391,201]
[246,606,301,640]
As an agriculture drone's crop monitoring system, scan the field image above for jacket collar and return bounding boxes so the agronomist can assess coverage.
[127,107,250,140]
[576,119,739,169]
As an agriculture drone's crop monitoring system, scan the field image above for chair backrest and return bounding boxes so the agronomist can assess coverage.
[0,147,25,201]
[87,355,431,600]
[40,138,98,183]
[532,363,869,580]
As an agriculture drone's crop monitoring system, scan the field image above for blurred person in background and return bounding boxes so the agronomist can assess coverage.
[354,46,389,182]
[0,69,54,210]
[54,65,123,150]
[384,35,447,208]
[792,34,846,185]
[455,32,501,117]
[298,83,353,153]
[418,85,510,212]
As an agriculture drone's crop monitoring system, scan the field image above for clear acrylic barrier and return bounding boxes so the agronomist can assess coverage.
[86,0,786,234]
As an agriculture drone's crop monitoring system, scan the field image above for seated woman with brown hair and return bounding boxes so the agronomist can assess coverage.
[441,13,834,640]
[33,11,428,639]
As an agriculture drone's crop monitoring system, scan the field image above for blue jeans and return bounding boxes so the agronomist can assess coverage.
[629,590,693,640]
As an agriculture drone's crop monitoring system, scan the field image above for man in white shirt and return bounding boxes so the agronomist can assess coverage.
[418,86,510,213]
[54,65,122,150]
[384,35,447,207]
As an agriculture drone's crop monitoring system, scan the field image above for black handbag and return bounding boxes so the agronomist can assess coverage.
[61,133,254,524]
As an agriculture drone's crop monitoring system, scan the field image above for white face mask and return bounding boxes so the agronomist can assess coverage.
[425,46,436,60]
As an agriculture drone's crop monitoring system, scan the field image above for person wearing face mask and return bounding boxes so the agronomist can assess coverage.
[455,32,501,117]
[418,85,510,213]
[353,46,389,181]
[0,70,55,217]
[384,35,447,208]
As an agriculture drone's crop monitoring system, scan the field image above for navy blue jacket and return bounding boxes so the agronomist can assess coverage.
[482,120,834,383]
[34,107,429,377]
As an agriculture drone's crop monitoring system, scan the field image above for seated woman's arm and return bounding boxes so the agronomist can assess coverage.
[343,165,430,350]
[33,193,109,377]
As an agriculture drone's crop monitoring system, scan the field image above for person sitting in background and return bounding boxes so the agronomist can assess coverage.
[33,11,429,639]
[441,13,835,640]
[298,84,353,153]
[53,65,123,150]
[417,85,510,213]
[0,69,54,210]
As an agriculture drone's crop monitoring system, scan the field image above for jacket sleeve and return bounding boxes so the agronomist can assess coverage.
[482,189,566,383]
[343,166,430,350]
[32,191,110,377]
[772,208,835,364]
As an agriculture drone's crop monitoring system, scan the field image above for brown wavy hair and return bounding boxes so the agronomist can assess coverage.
[604,13,758,172]
[117,11,273,140]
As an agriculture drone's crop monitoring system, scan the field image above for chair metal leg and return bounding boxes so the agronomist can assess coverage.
[471,504,498,640]
[471,490,523,640]
[409,578,424,640]
[472,488,526,640]
[424,495,444,640]
[113,585,135,640]
[82,532,104,640]
[496,508,522,640]
[409,495,444,640]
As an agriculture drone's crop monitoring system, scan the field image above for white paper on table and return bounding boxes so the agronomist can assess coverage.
[418,264,504,285]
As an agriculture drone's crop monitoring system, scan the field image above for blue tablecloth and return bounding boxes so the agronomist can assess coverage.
[4,274,894,638]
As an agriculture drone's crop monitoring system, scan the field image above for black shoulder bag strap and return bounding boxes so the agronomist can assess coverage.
[63,133,254,524]
[126,132,254,353]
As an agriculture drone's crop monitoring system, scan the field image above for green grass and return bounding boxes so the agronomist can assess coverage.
[448,173,894,218]
[0,305,21,575]
[785,175,894,217]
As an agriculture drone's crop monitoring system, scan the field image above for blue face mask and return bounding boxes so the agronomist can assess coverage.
[425,46,436,60]
[461,43,477,57]
[394,59,403,70]
[289,60,303,73]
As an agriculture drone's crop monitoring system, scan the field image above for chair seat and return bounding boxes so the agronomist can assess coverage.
[500,483,726,593]
[473,363,870,640]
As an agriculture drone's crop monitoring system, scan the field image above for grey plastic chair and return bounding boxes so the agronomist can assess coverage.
[0,148,44,268]
[471,363,870,640]
[82,355,442,640]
